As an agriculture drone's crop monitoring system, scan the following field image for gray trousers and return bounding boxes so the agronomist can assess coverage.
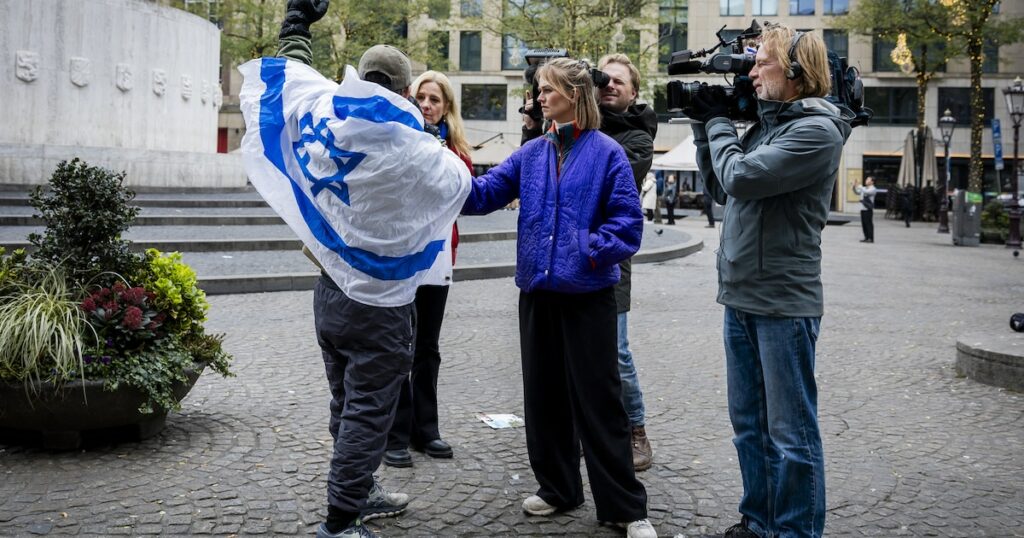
[313,276,415,513]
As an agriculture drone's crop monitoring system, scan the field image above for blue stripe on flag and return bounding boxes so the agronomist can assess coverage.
[258,57,442,281]
[332,95,423,131]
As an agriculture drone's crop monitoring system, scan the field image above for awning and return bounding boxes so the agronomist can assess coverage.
[651,136,699,171]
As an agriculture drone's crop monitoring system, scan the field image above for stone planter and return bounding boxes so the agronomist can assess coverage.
[0,363,205,450]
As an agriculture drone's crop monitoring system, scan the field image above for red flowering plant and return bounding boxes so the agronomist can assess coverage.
[80,281,166,361]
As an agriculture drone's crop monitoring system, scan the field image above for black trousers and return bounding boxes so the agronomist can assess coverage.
[314,276,414,513]
[860,208,874,241]
[388,284,449,450]
[665,198,676,224]
[519,287,647,523]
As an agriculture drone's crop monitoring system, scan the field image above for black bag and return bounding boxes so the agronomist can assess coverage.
[1011,313,1024,333]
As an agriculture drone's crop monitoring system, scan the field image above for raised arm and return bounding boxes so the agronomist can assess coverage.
[276,0,330,65]
[461,149,523,215]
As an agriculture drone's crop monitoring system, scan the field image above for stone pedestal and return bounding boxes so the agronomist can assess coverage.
[956,332,1024,392]
[0,0,245,189]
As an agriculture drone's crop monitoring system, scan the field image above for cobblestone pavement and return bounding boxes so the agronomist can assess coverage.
[1,216,1023,537]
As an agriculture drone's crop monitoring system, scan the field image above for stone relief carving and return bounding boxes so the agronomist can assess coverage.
[214,85,223,108]
[201,80,210,104]
[70,57,91,87]
[16,51,40,83]
[116,63,134,92]
[181,75,193,101]
[152,69,167,96]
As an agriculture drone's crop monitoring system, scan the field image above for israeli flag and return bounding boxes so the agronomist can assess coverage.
[238,58,471,307]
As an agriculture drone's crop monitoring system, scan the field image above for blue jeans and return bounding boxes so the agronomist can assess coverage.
[617,312,645,427]
[723,306,824,538]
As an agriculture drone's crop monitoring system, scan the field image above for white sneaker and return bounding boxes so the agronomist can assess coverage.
[626,519,657,538]
[522,495,557,516]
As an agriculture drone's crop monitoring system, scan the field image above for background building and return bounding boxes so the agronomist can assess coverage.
[210,0,1024,211]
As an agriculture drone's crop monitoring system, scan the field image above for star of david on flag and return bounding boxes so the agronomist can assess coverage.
[238,58,471,307]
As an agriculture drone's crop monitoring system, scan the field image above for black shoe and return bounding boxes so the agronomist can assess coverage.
[723,519,760,538]
[382,448,412,468]
[415,439,453,458]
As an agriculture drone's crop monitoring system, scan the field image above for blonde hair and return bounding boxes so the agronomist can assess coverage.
[597,53,641,102]
[760,25,831,99]
[411,70,472,156]
[535,58,601,130]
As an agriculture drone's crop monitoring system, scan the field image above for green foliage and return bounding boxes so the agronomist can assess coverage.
[84,337,197,414]
[28,159,142,285]
[0,264,89,384]
[136,249,209,338]
[0,247,28,296]
[486,0,659,69]
[180,332,234,378]
[311,0,431,82]
[981,200,1009,230]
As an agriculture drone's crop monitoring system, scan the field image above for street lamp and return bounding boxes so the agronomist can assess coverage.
[937,108,956,234]
[1002,76,1024,249]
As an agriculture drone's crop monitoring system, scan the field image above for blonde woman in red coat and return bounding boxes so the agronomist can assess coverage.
[383,70,473,468]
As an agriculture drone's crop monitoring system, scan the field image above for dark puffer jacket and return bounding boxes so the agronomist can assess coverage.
[600,104,658,313]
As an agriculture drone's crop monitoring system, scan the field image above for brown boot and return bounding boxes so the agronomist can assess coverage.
[631,425,653,472]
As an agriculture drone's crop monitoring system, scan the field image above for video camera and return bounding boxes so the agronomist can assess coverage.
[665,20,872,126]
[518,48,611,121]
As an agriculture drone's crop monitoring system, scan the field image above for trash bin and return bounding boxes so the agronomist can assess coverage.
[951,190,981,247]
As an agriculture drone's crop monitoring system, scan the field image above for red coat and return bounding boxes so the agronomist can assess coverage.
[450,146,473,264]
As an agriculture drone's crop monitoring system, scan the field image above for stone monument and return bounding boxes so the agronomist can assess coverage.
[0,0,246,189]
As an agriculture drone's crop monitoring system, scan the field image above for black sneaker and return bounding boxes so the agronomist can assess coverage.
[316,519,377,538]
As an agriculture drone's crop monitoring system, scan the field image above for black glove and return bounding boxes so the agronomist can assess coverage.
[687,85,730,124]
[279,0,330,40]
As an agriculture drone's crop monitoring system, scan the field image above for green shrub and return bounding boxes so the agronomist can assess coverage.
[83,337,196,414]
[136,249,209,338]
[0,264,90,383]
[981,200,1009,230]
[0,247,28,296]
[28,158,142,285]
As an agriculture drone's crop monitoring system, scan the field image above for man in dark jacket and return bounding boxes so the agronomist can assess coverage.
[596,53,658,472]
[518,53,657,472]
[688,24,853,538]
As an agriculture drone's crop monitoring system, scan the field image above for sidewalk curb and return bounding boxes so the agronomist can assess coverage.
[198,228,703,295]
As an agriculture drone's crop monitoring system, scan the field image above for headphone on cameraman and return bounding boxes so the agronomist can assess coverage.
[785,31,806,80]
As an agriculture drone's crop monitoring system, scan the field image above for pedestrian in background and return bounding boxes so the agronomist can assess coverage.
[382,70,473,469]
[854,176,876,243]
[900,185,913,228]
[702,191,716,228]
[641,172,657,222]
[663,175,678,225]
[462,57,655,538]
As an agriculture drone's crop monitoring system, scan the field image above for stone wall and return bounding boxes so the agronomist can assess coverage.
[1,0,246,188]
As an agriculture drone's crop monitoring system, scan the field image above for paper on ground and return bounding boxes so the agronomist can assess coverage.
[477,413,524,429]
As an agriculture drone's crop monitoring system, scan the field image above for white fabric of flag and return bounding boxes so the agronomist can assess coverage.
[238,58,471,307]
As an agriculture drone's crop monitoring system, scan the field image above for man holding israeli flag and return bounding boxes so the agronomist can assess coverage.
[238,1,471,536]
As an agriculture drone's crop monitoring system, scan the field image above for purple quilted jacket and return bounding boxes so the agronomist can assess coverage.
[462,129,642,294]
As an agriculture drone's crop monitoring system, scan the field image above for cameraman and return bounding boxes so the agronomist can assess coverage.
[686,24,852,538]
[520,53,659,473]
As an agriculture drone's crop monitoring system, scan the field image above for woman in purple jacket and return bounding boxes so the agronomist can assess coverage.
[462,58,653,538]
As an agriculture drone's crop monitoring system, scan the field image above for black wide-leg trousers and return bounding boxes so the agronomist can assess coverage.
[388,284,449,449]
[519,287,647,523]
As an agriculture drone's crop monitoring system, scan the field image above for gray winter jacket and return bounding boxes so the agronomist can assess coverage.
[695,98,853,318]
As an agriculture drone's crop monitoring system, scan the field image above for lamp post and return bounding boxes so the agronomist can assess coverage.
[1003,76,1024,249]
[937,109,956,234]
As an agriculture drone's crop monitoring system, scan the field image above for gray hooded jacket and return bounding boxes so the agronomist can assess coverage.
[694,97,853,318]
